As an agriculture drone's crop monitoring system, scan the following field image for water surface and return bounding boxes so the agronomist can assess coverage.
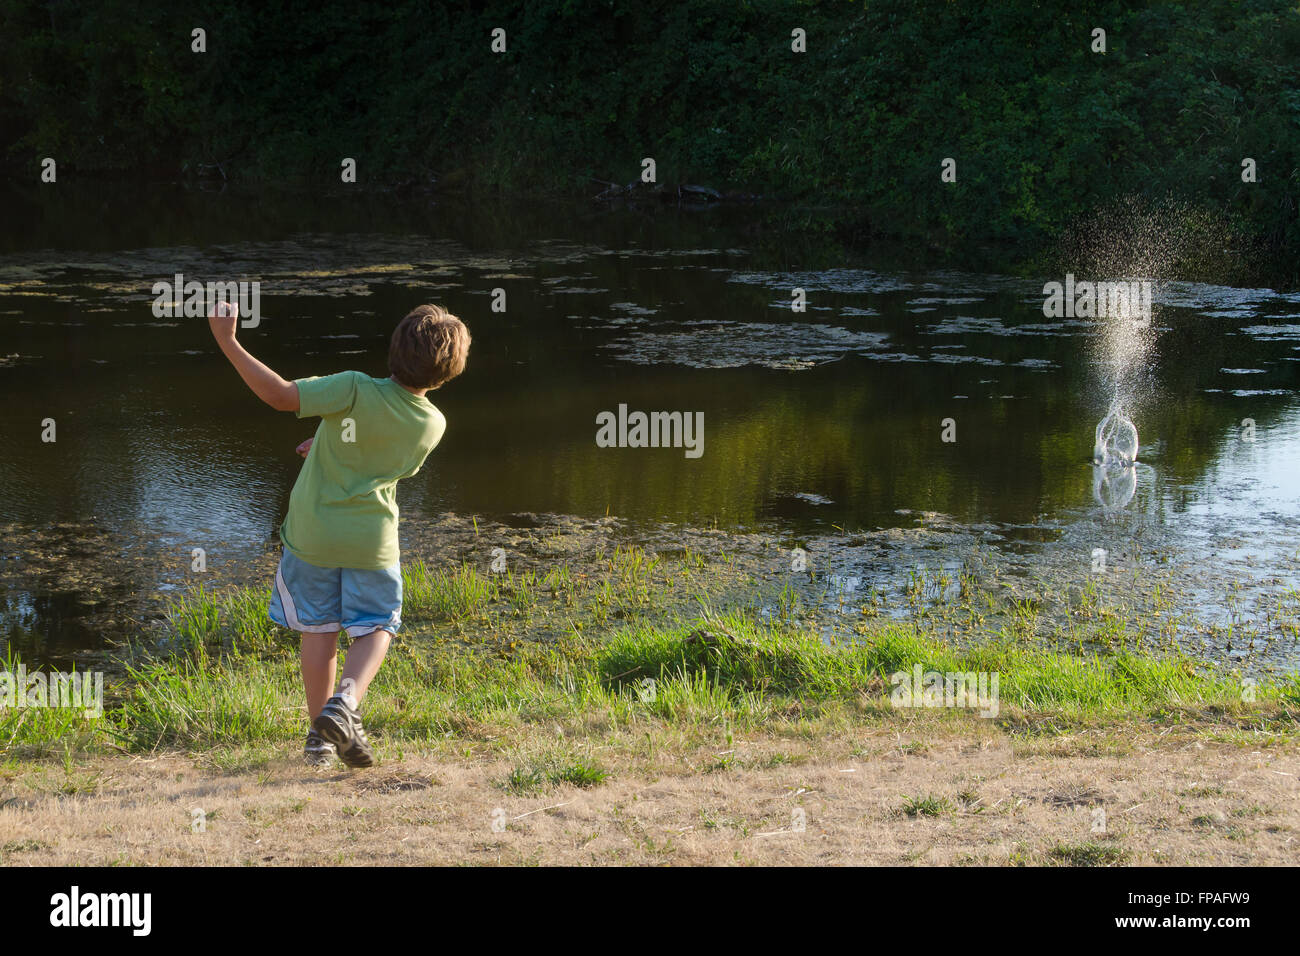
[1,186,1297,669]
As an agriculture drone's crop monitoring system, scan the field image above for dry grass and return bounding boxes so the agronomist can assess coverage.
[2,724,1296,866]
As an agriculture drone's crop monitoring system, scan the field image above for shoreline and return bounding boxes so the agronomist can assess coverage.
[6,510,1300,676]
[3,563,1298,864]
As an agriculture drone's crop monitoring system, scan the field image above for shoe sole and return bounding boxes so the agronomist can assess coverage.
[339,746,374,769]
[312,711,375,768]
[312,711,351,748]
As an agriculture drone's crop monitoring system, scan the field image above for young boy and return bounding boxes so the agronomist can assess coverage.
[208,301,470,768]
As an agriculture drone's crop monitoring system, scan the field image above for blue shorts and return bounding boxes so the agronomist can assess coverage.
[269,549,403,637]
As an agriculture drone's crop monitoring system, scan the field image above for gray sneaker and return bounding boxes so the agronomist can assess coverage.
[312,695,374,768]
[304,729,337,767]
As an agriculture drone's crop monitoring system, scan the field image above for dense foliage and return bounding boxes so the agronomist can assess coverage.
[2,1,1297,277]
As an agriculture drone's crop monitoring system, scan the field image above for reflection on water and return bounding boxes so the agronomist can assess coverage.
[1092,462,1139,511]
[1,187,1298,668]
[1092,401,1140,511]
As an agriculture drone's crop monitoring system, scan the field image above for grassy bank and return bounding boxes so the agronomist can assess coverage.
[4,554,1299,866]
[4,551,1298,765]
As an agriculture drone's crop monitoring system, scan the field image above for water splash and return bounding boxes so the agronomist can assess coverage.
[1092,399,1139,511]
[1089,304,1146,512]
[1091,458,1137,510]
[1062,195,1214,512]
[1089,290,1147,511]
[1093,401,1139,467]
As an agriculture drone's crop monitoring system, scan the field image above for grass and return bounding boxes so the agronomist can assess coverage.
[402,561,498,622]
[501,757,608,795]
[4,609,1299,760]
[901,794,953,817]
[1049,842,1130,866]
[4,545,1299,762]
[3,586,1295,866]
[0,648,106,756]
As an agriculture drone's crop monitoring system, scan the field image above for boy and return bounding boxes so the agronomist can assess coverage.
[208,301,470,768]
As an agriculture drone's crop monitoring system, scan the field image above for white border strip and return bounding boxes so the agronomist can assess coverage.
[344,622,399,638]
[275,565,341,634]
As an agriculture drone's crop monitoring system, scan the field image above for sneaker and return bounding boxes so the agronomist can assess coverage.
[304,730,337,767]
[312,694,374,768]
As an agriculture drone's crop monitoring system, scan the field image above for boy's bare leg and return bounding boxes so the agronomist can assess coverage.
[336,629,393,704]
[300,634,339,718]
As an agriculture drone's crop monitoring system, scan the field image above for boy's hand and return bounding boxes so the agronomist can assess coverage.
[296,438,314,458]
[206,302,299,412]
[208,300,239,343]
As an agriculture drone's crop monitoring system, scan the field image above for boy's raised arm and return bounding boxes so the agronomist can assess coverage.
[208,301,300,412]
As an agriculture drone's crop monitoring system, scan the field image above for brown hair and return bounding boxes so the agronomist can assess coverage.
[388,304,470,389]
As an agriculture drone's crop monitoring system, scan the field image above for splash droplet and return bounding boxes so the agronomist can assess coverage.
[1094,403,1139,466]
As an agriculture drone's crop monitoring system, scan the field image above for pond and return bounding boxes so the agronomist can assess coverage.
[1,186,1298,670]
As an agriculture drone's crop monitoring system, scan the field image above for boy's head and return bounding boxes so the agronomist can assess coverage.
[389,304,470,390]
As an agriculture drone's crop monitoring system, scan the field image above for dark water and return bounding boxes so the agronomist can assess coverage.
[2,185,1298,667]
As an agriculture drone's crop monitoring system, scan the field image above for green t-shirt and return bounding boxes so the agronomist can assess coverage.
[279,371,445,570]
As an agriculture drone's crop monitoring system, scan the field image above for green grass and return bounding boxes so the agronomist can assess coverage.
[0,648,107,756]
[162,584,286,657]
[402,561,498,621]
[5,609,1298,759]
[117,648,304,750]
[1049,842,1130,866]
[901,794,953,817]
[501,756,609,795]
[4,554,1298,759]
